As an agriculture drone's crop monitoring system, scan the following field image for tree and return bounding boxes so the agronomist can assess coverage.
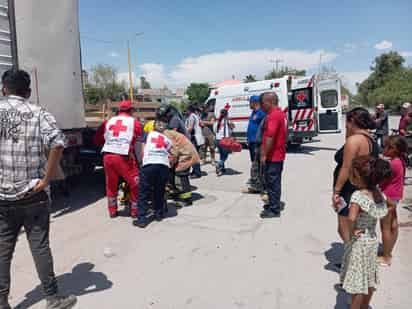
[354,51,412,108]
[186,83,210,103]
[83,83,101,104]
[265,66,306,80]
[140,76,151,89]
[88,64,125,101]
[244,74,257,83]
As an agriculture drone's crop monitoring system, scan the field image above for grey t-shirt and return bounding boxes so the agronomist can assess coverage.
[168,115,188,136]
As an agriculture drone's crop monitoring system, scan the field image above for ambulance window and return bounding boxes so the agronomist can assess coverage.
[206,99,216,110]
[290,88,313,109]
[321,90,338,108]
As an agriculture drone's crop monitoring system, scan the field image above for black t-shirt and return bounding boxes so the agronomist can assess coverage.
[333,134,380,203]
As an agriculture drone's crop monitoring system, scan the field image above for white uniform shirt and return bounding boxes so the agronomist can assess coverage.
[214,119,231,140]
[102,115,134,155]
[143,131,172,167]
[186,113,205,146]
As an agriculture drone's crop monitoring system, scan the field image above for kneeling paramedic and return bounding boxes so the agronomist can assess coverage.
[133,120,172,228]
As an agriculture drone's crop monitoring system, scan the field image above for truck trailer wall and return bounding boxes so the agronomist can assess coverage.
[15,0,85,130]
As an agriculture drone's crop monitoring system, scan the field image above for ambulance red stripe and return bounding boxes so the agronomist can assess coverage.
[299,109,308,131]
[307,109,315,131]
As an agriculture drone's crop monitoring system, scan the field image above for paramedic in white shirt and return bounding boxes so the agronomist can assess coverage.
[133,120,172,228]
[185,105,204,179]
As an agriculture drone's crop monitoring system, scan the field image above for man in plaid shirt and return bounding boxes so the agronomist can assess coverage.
[0,70,76,309]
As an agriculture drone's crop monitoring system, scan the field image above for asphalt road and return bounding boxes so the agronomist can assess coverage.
[10,117,412,309]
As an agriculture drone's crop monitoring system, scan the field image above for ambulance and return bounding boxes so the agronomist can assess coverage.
[205,75,342,145]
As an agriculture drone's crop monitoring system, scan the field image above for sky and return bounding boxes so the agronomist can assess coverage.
[79,0,412,92]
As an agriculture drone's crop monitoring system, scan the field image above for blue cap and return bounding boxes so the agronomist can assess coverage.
[250,95,260,103]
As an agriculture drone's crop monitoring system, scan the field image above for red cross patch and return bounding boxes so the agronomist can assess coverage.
[151,135,167,149]
[109,120,128,137]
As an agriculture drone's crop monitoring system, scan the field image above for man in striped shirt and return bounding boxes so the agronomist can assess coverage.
[0,70,76,309]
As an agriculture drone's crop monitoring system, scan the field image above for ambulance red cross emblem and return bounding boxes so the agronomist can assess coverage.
[109,120,128,137]
[224,102,231,110]
[296,91,307,103]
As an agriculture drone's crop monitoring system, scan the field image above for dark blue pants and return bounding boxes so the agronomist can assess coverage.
[248,142,257,162]
[138,164,169,218]
[191,138,202,177]
[264,161,284,212]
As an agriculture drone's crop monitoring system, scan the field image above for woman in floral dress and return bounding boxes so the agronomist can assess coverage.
[340,155,392,309]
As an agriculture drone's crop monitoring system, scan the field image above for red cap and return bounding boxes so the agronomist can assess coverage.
[119,100,132,111]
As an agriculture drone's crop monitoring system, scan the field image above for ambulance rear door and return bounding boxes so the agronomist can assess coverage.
[316,78,342,133]
[289,76,317,138]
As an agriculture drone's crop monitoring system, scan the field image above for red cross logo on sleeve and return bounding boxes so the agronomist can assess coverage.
[108,120,128,137]
[151,135,167,149]
[224,102,231,110]
[296,91,307,102]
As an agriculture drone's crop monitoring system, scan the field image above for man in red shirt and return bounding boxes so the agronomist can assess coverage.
[399,102,412,136]
[260,92,287,218]
[94,101,142,218]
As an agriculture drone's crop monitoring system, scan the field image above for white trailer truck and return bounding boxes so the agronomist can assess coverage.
[0,0,99,176]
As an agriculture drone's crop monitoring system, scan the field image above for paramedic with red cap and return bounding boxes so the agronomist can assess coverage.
[94,100,142,218]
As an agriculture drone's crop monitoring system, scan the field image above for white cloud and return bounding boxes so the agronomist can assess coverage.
[401,51,412,57]
[109,51,120,58]
[117,72,137,87]
[374,40,393,50]
[136,48,337,89]
[340,71,370,94]
[139,63,168,87]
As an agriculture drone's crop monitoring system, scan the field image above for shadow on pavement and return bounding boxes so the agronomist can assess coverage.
[15,263,113,309]
[222,168,242,176]
[51,170,106,219]
[324,242,345,274]
[288,145,338,156]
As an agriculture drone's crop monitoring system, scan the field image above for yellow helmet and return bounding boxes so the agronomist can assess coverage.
[144,120,155,133]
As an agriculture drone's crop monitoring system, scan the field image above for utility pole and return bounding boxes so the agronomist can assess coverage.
[269,58,283,73]
[127,40,134,102]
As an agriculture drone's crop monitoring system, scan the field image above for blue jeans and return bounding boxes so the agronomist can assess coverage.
[264,161,284,211]
[216,141,230,170]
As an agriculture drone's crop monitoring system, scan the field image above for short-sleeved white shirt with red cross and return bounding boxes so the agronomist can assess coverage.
[143,131,172,167]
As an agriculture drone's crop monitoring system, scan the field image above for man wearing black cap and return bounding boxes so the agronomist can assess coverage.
[0,69,76,309]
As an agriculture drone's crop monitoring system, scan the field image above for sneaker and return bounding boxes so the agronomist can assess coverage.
[181,199,193,207]
[264,203,285,211]
[46,294,77,309]
[190,174,201,179]
[133,217,151,228]
[260,209,281,219]
[155,212,164,222]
